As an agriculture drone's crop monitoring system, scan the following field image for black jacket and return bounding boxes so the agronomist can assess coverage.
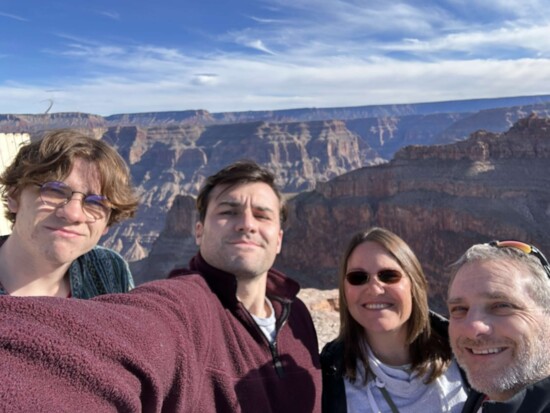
[461,377,550,413]
[320,312,463,413]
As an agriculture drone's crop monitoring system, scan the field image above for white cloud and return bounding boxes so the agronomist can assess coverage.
[245,39,276,55]
[379,23,550,56]
[3,50,550,115]
[0,11,29,22]
[98,10,120,20]
[3,0,550,115]
[191,73,219,86]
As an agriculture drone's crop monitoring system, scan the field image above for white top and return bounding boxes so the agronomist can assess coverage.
[251,298,277,343]
[345,346,467,413]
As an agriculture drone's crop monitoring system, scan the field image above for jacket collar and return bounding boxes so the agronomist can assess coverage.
[473,375,550,412]
[168,252,299,308]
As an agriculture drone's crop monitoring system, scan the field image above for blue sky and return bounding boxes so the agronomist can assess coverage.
[2,0,550,115]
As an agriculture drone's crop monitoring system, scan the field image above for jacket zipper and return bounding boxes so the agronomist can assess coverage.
[270,297,291,378]
[240,296,291,378]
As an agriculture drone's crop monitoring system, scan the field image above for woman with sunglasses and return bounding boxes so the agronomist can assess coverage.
[321,227,468,413]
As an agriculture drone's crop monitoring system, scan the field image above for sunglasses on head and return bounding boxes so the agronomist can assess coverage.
[345,269,403,286]
[488,240,550,279]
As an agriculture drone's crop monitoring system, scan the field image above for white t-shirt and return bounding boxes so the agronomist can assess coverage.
[251,298,277,343]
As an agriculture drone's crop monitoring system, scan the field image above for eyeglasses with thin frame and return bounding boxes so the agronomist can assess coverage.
[488,240,550,279]
[345,269,403,286]
[36,181,112,222]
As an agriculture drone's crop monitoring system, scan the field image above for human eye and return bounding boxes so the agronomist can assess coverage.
[219,209,236,216]
[254,212,271,220]
[41,182,70,198]
[448,305,468,319]
[39,181,70,205]
[253,207,274,221]
[490,302,516,314]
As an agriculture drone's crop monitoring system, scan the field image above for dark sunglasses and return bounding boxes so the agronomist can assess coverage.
[489,240,550,279]
[345,269,403,286]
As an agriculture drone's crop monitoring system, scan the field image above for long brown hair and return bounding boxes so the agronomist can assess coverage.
[337,227,451,384]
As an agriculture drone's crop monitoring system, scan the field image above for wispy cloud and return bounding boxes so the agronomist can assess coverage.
[97,10,120,20]
[3,40,550,115]
[249,15,288,24]
[2,0,550,115]
[0,11,29,22]
[244,39,276,55]
[191,73,219,86]
[377,23,550,57]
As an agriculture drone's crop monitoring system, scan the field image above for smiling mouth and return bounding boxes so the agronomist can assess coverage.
[468,347,505,355]
[363,303,392,310]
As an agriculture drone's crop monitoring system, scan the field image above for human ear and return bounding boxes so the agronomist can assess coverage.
[195,221,203,246]
[6,194,19,213]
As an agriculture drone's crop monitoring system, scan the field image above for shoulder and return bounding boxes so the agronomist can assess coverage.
[98,274,217,330]
[429,310,449,338]
[84,245,126,262]
[321,339,347,413]
[71,246,134,295]
[320,339,344,371]
[77,246,129,273]
[132,273,215,309]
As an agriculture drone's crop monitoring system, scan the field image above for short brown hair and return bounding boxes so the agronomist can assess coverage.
[337,227,451,384]
[0,129,138,226]
[196,160,287,224]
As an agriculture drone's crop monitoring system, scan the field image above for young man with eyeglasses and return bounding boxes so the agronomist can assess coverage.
[0,129,138,297]
[447,240,550,413]
[0,160,321,412]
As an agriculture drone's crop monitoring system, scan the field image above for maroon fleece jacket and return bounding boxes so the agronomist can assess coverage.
[0,254,322,412]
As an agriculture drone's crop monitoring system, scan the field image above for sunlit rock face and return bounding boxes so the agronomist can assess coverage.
[278,115,550,312]
[136,115,550,314]
[102,119,366,264]
[2,101,550,315]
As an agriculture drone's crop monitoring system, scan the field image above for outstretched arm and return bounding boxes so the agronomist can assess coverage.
[0,275,211,412]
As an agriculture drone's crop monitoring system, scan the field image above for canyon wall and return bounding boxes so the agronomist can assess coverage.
[135,115,550,313]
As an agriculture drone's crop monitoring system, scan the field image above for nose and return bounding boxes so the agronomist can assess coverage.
[461,309,493,338]
[364,276,385,294]
[56,195,88,223]
[235,209,257,233]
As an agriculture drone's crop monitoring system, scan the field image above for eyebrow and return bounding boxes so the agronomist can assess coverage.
[447,291,514,305]
[216,200,276,214]
[346,267,401,274]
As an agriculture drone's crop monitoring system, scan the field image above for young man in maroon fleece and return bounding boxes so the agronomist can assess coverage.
[0,160,322,412]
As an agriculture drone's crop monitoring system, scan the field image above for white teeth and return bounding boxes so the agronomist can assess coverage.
[471,348,502,355]
[364,303,391,310]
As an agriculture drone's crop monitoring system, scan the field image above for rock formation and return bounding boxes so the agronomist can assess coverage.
[2,96,550,278]
[136,115,550,315]
[102,119,366,258]
[279,114,550,312]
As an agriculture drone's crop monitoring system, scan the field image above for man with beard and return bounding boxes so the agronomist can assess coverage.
[0,160,321,412]
[447,240,550,413]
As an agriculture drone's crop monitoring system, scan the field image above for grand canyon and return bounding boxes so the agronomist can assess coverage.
[2,95,550,344]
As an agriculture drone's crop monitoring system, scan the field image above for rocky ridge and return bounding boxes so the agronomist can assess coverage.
[2,96,550,267]
[135,115,550,315]
[102,119,366,259]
